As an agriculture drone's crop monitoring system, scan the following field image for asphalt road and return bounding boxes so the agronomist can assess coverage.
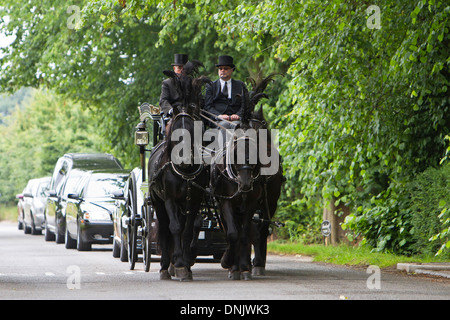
[1,221,449,302]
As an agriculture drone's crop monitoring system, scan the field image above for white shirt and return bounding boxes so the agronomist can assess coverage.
[219,79,232,99]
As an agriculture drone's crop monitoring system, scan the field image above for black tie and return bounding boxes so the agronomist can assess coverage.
[222,81,228,97]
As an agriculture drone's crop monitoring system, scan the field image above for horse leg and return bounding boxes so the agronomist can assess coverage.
[155,199,172,280]
[252,220,270,276]
[165,201,192,281]
[219,201,241,279]
[239,213,253,280]
[180,211,197,275]
[188,211,202,266]
[253,176,282,276]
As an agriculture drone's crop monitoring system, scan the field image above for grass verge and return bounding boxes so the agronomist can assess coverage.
[0,203,17,222]
[267,240,449,268]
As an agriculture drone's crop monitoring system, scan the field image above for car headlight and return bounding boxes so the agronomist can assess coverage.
[84,210,111,221]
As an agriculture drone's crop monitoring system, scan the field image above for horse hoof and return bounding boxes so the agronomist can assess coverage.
[160,270,172,280]
[180,272,193,282]
[242,271,252,281]
[168,263,175,277]
[252,266,266,276]
[229,271,241,280]
[175,267,193,281]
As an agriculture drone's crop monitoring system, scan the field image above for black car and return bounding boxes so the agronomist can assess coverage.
[64,169,129,251]
[44,153,123,243]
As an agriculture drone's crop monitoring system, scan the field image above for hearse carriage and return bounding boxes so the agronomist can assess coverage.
[114,68,284,281]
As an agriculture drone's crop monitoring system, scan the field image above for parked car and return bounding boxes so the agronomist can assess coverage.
[44,153,123,243]
[21,176,51,235]
[64,169,129,251]
[16,189,27,230]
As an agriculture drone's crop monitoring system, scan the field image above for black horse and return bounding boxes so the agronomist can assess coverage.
[209,85,269,280]
[210,120,264,280]
[148,63,210,281]
[210,73,284,280]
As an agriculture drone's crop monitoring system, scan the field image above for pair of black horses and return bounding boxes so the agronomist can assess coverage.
[147,64,284,281]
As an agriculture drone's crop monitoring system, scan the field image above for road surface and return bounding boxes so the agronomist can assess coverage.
[1,222,449,302]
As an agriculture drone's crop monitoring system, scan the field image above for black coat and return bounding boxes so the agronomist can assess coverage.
[159,78,182,116]
[204,79,248,118]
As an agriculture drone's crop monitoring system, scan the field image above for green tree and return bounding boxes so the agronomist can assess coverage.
[0,89,105,202]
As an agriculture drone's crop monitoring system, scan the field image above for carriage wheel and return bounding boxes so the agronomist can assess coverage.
[142,201,153,272]
[126,172,138,270]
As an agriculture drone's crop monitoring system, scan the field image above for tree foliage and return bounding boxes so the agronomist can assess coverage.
[0,89,105,202]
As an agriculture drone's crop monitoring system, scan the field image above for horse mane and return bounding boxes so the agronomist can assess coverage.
[248,72,282,98]
[192,75,212,111]
[183,60,204,77]
[248,72,283,109]
[241,72,282,124]
[240,90,252,128]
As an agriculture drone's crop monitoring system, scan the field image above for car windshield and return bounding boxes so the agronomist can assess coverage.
[84,174,127,198]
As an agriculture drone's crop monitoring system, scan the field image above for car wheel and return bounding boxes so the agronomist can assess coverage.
[112,236,120,258]
[65,225,77,249]
[76,220,91,251]
[23,221,31,234]
[55,217,65,244]
[119,223,128,262]
[31,216,41,235]
[44,218,55,241]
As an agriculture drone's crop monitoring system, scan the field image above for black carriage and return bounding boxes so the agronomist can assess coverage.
[122,103,227,272]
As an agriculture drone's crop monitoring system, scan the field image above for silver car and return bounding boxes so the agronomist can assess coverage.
[22,176,51,235]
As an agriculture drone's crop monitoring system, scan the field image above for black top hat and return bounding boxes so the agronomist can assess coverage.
[172,54,188,66]
[215,55,235,68]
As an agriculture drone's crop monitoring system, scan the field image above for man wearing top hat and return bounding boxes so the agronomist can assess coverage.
[159,53,188,116]
[204,55,249,126]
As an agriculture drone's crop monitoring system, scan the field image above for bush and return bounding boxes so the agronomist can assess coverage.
[343,165,450,257]
[408,165,450,257]
[343,185,414,254]
[275,196,322,244]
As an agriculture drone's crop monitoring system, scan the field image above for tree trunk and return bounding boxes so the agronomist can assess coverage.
[323,197,350,245]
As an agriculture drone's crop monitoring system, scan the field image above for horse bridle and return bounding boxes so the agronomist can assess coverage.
[225,135,260,188]
[168,110,205,181]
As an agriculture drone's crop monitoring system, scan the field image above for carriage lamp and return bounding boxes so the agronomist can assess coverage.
[135,122,149,147]
[135,121,148,182]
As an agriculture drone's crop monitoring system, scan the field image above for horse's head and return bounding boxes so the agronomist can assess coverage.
[226,124,261,192]
[168,105,203,171]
